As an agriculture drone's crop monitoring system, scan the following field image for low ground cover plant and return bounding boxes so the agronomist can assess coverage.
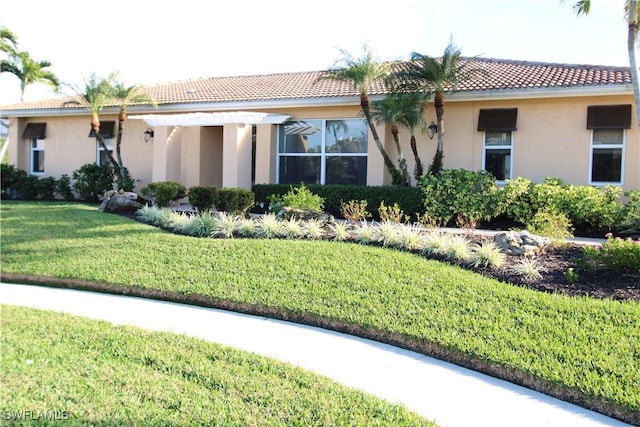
[1,202,639,424]
[1,305,431,426]
[581,235,640,273]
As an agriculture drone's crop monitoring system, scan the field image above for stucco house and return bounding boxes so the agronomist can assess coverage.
[1,57,637,193]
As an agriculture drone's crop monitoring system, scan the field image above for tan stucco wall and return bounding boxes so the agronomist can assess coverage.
[6,93,638,195]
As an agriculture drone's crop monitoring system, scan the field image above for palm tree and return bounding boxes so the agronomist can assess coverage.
[0,27,18,56]
[371,92,431,185]
[113,82,157,170]
[66,73,121,174]
[391,39,487,175]
[564,0,640,126]
[1,50,60,102]
[318,45,404,185]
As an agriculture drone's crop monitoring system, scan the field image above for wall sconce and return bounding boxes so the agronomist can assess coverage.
[427,121,438,140]
[143,128,154,143]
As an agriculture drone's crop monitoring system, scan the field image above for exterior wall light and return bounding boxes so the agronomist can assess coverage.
[143,128,154,143]
[427,122,438,140]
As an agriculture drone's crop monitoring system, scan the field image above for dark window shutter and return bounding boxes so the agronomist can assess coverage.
[88,121,116,138]
[587,105,632,129]
[22,122,46,139]
[477,109,517,131]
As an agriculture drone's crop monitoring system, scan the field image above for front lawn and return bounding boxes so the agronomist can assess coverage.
[1,305,432,426]
[1,201,638,424]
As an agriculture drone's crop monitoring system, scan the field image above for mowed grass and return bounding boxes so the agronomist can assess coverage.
[1,305,432,426]
[1,201,639,420]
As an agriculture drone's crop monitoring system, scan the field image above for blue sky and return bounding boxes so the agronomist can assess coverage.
[0,0,632,105]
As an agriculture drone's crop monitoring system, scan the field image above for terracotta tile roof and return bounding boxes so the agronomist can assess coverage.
[0,58,632,113]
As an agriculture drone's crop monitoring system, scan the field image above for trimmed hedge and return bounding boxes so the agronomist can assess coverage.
[188,185,217,212]
[141,181,187,208]
[214,187,255,214]
[252,184,423,221]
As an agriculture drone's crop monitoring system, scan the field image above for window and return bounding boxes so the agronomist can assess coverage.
[278,119,368,185]
[587,105,631,185]
[478,109,517,181]
[97,139,114,166]
[30,139,45,174]
[483,131,512,181]
[23,123,47,174]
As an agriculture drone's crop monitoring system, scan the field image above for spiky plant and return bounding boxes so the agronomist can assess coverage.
[304,218,326,240]
[136,205,164,226]
[397,224,425,251]
[256,213,284,239]
[445,234,472,261]
[235,218,257,238]
[211,212,240,238]
[330,222,352,241]
[161,210,190,232]
[422,231,451,257]
[467,241,506,268]
[378,221,403,248]
[353,221,381,245]
[181,211,217,237]
[512,257,546,280]
[283,217,304,239]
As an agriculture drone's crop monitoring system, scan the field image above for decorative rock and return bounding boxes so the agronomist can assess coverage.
[493,230,551,257]
[98,190,143,213]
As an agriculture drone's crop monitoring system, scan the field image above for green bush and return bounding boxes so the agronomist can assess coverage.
[418,169,499,228]
[55,174,75,201]
[36,177,57,200]
[582,235,640,273]
[214,188,255,214]
[526,208,574,240]
[116,167,136,192]
[141,181,187,208]
[340,200,371,223]
[269,184,324,214]
[188,185,217,212]
[253,184,423,221]
[496,177,534,225]
[72,163,116,202]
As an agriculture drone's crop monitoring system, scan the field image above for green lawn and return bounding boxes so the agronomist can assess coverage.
[1,201,639,423]
[1,305,432,426]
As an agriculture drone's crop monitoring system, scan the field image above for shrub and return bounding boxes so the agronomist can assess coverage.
[270,184,324,213]
[188,185,217,212]
[72,163,115,202]
[496,177,534,225]
[419,169,499,228]
[36,177,57,200]
[617,191,640,237]
[55,174,75,201]
[581,235,640,273]
[214,188,255,215]
[1,164,24,198]
[340,199,371,223]
[141,181,187,208]
[378,201,407,223]
[116,167,136,192]
[526,208,574,240]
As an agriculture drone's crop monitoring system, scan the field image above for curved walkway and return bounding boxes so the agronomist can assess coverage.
[0,283,631,427]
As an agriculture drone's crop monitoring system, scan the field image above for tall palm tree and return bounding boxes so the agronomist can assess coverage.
[113,82,157,170]
[371,92,431,185]
[317,45,404,185]
[66,73,121,174]
[0,27,18,56]
[565,0,640,126]
[1,50,60,101]
[391,40,487,175]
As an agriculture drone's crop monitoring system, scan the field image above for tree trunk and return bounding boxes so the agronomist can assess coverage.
[391,124,411,186]
[360,93,403,184]
[429,91,445,175]
[116,109,126,175]
[92,114,121,175]
[628,0,640,126]
[410,134,424,181]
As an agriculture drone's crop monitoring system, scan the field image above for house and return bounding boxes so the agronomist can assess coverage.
[1,57,637,193]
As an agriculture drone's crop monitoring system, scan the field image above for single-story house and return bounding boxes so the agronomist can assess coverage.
[1,57,637,193]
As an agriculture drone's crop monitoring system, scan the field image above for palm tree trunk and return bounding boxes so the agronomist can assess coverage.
[360,93,403,184]
[116,109,126,174]
[429,91,445,175]
[628,0,640,126]
[410,134,424,180]
[92,114,121,175]
[391,125,411,186]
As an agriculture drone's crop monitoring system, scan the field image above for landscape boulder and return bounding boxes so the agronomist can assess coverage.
[493,230,551,257]
[98,190,143,213]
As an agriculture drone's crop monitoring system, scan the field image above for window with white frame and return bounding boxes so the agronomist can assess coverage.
[96,139,114,166]
[30,139,45,174]
[278,119,368,185]
[483,131,512,181]
[477,108,517,181]
[23,122,47,174]
[587,105,631,185]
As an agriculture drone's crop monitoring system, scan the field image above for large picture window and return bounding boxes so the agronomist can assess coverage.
[278,119,368,185]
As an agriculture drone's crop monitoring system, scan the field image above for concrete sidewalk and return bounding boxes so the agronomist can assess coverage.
[0,283,631,427]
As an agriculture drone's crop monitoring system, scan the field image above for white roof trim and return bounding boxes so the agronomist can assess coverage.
[128,111,292,127]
